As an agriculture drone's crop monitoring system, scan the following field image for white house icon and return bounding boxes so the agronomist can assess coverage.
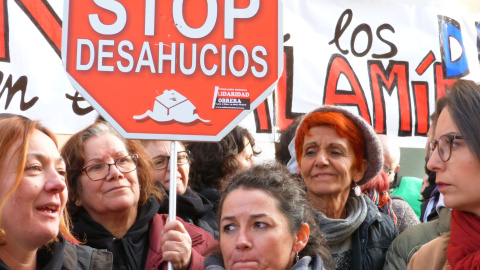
[133,90,210,123]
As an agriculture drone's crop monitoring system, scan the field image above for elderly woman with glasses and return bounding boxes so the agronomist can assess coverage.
[407,80,480,269]
[61,122,217,270]
[141,140,219,238]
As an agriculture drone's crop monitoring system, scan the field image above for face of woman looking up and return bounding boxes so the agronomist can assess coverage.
[300,126,366,202]
[427,107,480,216]
[234,137,255,172]
[75,132,140,224]
[220,188,308,270]
[0,130,67,250]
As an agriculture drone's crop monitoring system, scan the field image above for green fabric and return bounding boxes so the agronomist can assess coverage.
[391,177,422,218]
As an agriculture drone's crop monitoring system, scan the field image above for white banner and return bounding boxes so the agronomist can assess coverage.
[3,0,480,148]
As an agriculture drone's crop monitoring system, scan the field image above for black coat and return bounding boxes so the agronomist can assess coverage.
[0,235,112,270]
[351,195,398,270]
[158,187,219,239]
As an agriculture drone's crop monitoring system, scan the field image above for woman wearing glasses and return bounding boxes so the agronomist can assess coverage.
[61,122,217,270]
[407,80,480,269]
[142,140,219,238]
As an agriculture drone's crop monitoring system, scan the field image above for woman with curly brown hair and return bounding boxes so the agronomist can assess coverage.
[187,126,260,211]
[205,162,331,269]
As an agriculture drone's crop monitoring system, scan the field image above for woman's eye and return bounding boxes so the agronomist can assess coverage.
[331,150,343,156]
[452,141,460,148]
[117,157,128,164]
[57,169,67,177]
[254,222,267,229]
[27,165,41,172]
[223,224,236,233]
[304,148,316,157]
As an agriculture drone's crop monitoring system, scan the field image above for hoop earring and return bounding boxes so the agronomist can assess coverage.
[353,184,361,196]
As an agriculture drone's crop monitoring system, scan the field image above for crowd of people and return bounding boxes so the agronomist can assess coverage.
[0,79,479,269]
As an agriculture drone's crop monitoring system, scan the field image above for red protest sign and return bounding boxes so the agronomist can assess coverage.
[62,0,282,141]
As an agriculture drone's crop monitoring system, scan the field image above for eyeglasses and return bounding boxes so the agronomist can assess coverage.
[80,154,139,181]
[153,151,190,170]
[429,134,463,162]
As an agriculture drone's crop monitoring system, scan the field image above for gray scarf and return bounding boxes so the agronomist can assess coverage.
[205,254,327,270]
[314,195,367,245]
[292,254,327,270]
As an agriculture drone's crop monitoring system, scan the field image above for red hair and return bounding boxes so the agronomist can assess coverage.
[361,171,389,194]
[295,111,365,170]
[0,116,77,245]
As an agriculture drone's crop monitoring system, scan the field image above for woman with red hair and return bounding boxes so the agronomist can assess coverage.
[292,106,397,270]
[0,114,112,269]
[361,172,420,234]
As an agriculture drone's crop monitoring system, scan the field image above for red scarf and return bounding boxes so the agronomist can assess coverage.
[447,210,480,269]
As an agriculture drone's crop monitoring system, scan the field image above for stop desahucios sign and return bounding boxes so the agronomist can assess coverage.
[62,0,282,141]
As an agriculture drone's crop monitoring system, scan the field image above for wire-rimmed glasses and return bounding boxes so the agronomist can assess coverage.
[429,134,463,162]
[80,154,139,181]
[153,151,190,170]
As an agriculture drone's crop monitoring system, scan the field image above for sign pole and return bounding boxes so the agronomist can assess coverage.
[168,141,177,270]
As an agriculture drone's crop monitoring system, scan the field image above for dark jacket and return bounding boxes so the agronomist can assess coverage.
[195,184,221,213]
[351,195,398,270]
[158,187,219,239]
[0,235,113,270]
[72,197,217,270]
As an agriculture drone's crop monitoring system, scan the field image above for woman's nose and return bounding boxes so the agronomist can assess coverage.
[106,163,123,181]
[314,152,328,167]
[46,169,67,192]
[426,147,444,173]
[235,229,252,250]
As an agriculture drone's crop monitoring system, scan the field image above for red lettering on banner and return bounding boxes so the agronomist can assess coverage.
[12,0,62,57]
[416,50,435,75]
[368,60,411,135]
[324,54,371,124]
[434,62,457,100]
[0,0,7,61]
[412,81,429,135]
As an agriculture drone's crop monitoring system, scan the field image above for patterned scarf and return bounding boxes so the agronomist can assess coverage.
[447,209,480,269]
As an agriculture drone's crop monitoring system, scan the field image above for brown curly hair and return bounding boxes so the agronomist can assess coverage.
[218,162,331,263]
[187,126,260,191]
[60,121,163,217]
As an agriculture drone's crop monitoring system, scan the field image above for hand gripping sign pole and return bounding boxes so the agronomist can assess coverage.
[168,141,177,270]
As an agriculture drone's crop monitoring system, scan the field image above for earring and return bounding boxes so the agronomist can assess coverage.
[295,252,300,263]
[75,200,80,206]
[353,184,361,196]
